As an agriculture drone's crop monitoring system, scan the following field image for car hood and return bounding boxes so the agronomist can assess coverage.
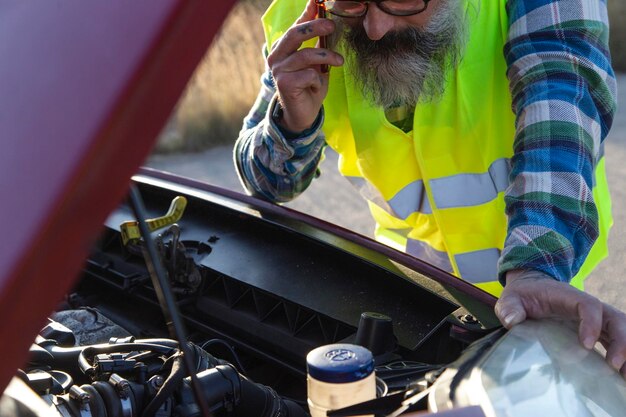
[0,0,235,393]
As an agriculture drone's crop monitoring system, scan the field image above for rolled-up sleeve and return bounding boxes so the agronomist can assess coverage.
[498,0,617,283]
[234,67,326,203]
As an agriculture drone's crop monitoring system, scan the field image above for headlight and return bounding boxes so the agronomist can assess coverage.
[429,319,626,416]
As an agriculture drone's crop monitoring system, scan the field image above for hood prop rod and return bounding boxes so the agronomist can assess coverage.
[129,185,212,417]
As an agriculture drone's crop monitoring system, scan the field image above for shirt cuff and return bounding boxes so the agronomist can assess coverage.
[497,225,575,286]
[267,95,324,142]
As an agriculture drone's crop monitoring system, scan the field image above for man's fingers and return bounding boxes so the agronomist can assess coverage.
[601,305,626,372]
[268,19,335,66]
[274,48,343,73]
[295,0,319,25]
[273,68,324,97]
[501,271,626,379]
[267,2,317,54]
[576,296,603,349]
[606,343,626,372]
[503,271,601,321]
[494,293,527,329]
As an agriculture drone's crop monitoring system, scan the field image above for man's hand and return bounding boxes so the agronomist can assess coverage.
[495,270,626,377]
[266,0,344,133]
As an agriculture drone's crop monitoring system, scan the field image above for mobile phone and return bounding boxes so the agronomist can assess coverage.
[316,0,329,73]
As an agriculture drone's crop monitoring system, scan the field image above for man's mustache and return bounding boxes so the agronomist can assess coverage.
[344,25,441,59]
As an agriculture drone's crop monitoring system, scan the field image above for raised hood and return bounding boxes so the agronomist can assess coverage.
[0,0,235,393]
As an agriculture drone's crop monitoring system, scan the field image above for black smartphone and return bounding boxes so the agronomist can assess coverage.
[316,0,329,73]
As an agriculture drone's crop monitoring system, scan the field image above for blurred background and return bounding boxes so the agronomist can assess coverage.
[145,0,626,311]
[153,0,271,153]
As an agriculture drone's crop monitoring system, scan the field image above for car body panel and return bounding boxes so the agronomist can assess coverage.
[0,0,235,392]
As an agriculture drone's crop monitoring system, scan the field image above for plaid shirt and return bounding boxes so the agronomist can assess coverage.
[234,0,617,284]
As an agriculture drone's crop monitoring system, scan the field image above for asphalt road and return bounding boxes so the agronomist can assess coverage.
[146,72,626,312]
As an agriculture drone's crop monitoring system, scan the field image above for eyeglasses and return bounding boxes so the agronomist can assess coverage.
[322,0,431,17]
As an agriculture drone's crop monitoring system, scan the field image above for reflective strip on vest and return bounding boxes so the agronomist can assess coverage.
[347,158,510,221]
[431,158,511,209]
[393,229,500,283]
[346,176,432,219]
[346,176,396,216]
[406,237,453,273]
[592,143,606,186]
[390,180,432,216]
[387,228,453,272]
[455,248,501,284]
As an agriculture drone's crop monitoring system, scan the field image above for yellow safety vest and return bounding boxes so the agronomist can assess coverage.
[262,0,612,296]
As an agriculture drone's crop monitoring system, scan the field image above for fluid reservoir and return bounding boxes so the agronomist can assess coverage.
[306,343,376,417]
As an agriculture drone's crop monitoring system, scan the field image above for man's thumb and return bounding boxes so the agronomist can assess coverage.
[495,293,527,329]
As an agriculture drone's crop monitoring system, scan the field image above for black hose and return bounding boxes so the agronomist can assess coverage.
[141,354,186,417]
[188,342,225,371]
[200,339,248,376]
[234,375,309,417]
[80,384,107,417]
[183,364,309,417]
[78,343,178,376]
[93,381,123,417]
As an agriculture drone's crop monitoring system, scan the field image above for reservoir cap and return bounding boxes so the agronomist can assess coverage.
[306,343,374,383]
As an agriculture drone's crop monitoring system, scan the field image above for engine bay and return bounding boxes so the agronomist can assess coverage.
[11,175,503,416]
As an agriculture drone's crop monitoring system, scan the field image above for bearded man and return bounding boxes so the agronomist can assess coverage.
[234,0,626,375]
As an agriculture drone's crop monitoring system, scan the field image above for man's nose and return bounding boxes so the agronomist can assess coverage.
[362,3,395,40]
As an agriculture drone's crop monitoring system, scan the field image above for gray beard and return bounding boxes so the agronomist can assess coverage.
[334,0,467,109]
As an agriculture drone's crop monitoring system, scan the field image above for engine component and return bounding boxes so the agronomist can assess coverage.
[306,344,376,417]
[120,196,188,246]
[19,322,308,417]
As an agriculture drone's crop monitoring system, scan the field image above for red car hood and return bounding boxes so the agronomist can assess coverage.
[0,0,234,393]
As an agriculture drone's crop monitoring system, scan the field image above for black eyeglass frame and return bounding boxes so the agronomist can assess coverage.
[323,0,431,17]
